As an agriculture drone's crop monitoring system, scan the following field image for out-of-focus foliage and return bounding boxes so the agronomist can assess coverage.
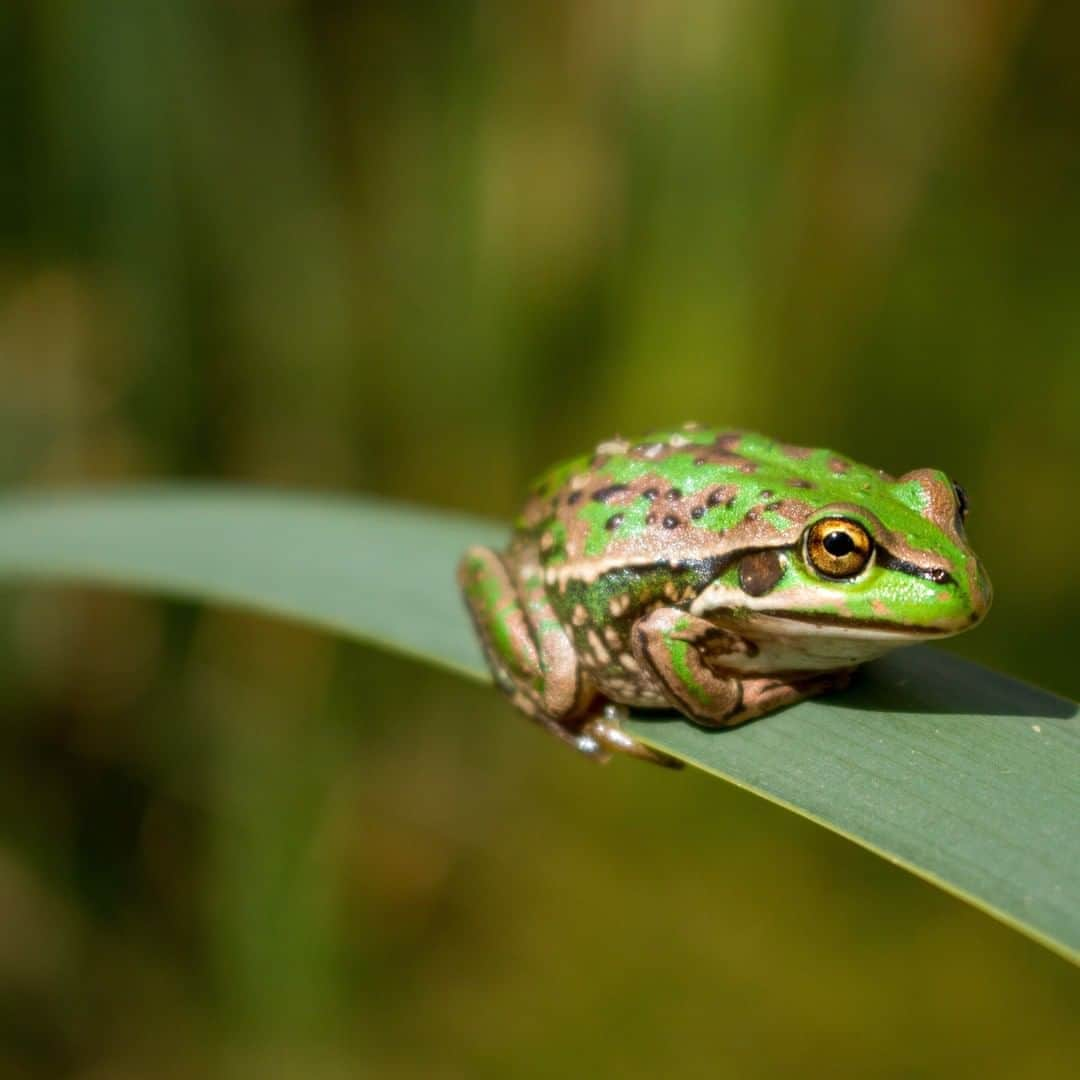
[1,2,1077,1076]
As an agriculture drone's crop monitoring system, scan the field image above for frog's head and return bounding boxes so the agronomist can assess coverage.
[786,467,991,635]
[692,463,992,659]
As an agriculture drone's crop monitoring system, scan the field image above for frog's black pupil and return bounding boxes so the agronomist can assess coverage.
[823,531,855,557]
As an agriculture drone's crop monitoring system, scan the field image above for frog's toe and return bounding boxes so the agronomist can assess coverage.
[569,730,611,764]
[577,704,684,769]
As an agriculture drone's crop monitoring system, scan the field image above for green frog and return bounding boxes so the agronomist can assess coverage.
[458,424,991,766]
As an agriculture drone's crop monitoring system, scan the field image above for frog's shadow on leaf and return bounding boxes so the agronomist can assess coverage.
[835,648,1076,720]
[629,647,1075,728]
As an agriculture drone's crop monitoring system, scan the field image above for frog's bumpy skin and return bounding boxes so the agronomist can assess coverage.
[460,425,989,764]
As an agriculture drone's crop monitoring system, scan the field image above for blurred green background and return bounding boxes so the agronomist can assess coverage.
[2,1,1079,1076]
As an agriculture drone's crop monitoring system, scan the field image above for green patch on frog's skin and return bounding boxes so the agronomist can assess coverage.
[667,631,711,708]
[460,552,519,676]
[890,477,933,515]
[559,561,716,657]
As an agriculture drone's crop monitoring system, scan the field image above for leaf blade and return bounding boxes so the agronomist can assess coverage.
[0,488,1076,964]
[627,649,1079,965]
[0,488,501,681]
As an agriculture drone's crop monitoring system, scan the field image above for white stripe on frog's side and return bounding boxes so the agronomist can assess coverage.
[690,580,849,620]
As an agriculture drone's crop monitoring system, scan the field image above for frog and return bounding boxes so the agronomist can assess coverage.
[458,424,991,767]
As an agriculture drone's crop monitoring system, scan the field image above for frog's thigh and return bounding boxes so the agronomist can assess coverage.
[458,547,585,724]
[631,607,744,724]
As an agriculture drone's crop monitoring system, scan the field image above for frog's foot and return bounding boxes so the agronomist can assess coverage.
[632,606,853,728]
[575,704,684,769]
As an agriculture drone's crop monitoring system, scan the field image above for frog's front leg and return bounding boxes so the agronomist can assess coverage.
[631,607,849,727]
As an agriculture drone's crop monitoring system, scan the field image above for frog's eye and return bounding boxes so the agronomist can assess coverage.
[804,518,873,580]
[952,483,969,523]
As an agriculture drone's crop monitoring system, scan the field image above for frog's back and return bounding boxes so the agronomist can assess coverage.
[513,424,889,576]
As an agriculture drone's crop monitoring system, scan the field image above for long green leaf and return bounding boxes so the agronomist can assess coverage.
[0,489,1076,964]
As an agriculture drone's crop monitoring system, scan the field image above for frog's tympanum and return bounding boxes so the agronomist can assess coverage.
[459,425,991,767]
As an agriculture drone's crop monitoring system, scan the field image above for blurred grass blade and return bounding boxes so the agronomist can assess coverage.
[0,489,1076,965]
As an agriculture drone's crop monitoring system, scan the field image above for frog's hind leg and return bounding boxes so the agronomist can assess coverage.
[458,546,599,753]
[577,703,684,769]
[459,548,680,767]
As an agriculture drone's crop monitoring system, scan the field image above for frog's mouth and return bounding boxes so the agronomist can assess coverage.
[749,610,952,638]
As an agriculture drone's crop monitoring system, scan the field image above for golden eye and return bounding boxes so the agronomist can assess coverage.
[804,518,873,580]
